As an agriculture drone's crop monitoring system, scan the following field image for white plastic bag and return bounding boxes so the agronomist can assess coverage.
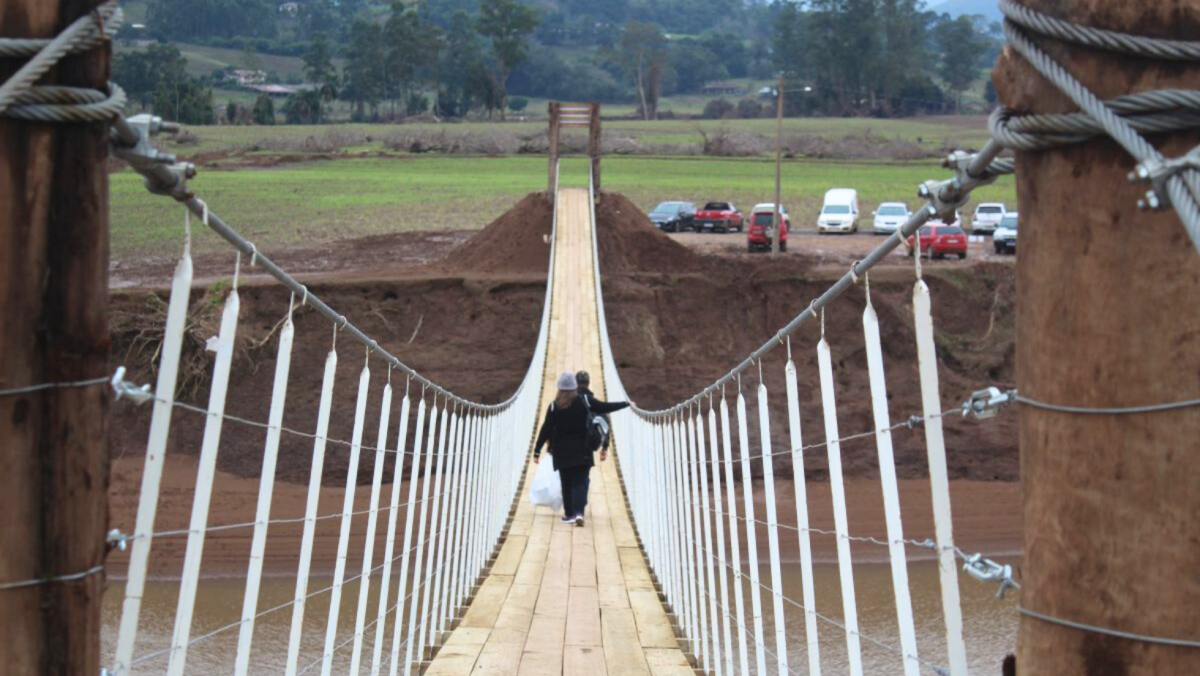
[529,458,562,511]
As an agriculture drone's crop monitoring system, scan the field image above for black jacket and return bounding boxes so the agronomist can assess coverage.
[534,393,628,470]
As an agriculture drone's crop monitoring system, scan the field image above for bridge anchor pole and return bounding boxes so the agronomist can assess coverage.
[995,1,1200,674]
[0,1,111,674]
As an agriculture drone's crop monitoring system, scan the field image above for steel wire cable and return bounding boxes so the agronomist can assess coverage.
[125,526,445,669]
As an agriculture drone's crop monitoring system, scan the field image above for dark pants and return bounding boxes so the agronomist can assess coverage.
[559,465,590,518]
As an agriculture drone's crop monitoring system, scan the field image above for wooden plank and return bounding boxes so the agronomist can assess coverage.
[473,640,526,676]
[495,583,539,632]
[564,586,602,647]
[643,649,695,676]
[629,591,678,649]
[563,646,607,676]
[600,608,652,676]
[462,575,515,628]
[446,627,493,647]
[424,642,485,676]
[569,527,597,588]
[617,547,655,592]
[492,535,528,576]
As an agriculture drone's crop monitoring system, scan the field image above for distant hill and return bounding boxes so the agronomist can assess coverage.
[930,0,1003,23]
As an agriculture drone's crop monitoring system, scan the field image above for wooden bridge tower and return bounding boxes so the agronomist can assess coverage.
[547,102,601,195]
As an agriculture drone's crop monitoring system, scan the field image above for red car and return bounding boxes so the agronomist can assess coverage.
[694,201,744,233]
[907,222,968,259]
[747,205,789,252]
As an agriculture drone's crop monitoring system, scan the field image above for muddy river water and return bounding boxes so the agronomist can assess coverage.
[101,559,1018,675]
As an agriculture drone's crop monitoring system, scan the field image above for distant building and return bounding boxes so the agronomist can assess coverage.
[232,69,268,86]
[702,81,745,96]
[248,83,317,98]
[278,2,300,17]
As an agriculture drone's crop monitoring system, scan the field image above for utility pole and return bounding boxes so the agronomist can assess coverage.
[547,101,561,196]
[0,1,111,674]
[994,2,1199,674]
[772,74,784,258]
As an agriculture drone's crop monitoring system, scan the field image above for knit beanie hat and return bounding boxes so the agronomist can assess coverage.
[556,372,578,391]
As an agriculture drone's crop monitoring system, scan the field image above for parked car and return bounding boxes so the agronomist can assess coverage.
[907,222,968,259]
[694,201,744,233]
[648,201,696,232]
[747,204,790,253]
[817,188,860,233]
[971,202,1007,233]
[872,201,911,235]
[993,212,1017,253]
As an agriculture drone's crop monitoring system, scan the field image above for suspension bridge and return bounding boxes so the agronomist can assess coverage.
[2,1,1200,675]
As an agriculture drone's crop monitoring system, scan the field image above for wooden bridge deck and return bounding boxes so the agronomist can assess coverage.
[425,188,693,676]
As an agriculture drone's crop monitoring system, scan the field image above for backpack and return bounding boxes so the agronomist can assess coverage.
[581,396,610,452]
[552,396,609,452]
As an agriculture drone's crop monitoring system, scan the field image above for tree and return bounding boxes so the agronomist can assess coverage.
[668,39,728,94]
[146,0,276,41]
[283,89,325,123]
[608,22,668,120]
[436,10,490,118]
[303,31,339,93]
[476,0,539,118]
[153,76,215,124]
[225,99,238,123]
[113,44,185,110]
[701,98,735,120]
[252,94,275,124]
[385,2,442,116]
[933,14,987,112]
[341,18,386,120]
[508,96,529,113]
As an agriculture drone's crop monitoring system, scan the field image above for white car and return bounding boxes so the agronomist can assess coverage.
[817,188,860,233]
[872,202,911,235]
[971,202,1007,233]
[993,212,1017,253]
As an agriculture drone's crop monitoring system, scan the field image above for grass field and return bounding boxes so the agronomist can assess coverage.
[161,115,994,157]
[111,153,1016,260]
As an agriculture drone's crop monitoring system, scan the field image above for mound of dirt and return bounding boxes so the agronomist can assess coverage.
[440,192,553,274]
[595,192,704,273]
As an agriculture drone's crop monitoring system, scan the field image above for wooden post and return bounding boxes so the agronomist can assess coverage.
[0,1,111,674]
[588,102,602,194]
[994,2,1200,674]
[547,101,561,196]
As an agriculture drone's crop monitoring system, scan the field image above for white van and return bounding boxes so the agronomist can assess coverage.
[817,188,859,233]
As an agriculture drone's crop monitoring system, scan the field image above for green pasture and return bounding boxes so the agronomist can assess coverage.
[111,154,1017,260]
[161,115,993,157]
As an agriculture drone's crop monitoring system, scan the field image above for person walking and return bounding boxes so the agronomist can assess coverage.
[575,370,609,517]
[534,372,630,526]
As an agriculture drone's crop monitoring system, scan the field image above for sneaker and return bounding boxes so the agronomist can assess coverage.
[575,516,584,527]
[560,516,575,524]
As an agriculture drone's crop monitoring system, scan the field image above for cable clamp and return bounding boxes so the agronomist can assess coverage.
[1130,146,1200,211]
[106,529,129,553]
[962,387,1016,419]
[917,149,1000,222]
[110,113,194,201]
[962,552,1020,599]
[111,366,153,405]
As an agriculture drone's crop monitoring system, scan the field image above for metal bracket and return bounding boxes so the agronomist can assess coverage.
[1130,146,1200,211]
[110,113,196,201]
[962,553,1020,599]
[106,528,128,553]
[918,150,1002,221]
[111,365,154,405]
[962,387,1016,419]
